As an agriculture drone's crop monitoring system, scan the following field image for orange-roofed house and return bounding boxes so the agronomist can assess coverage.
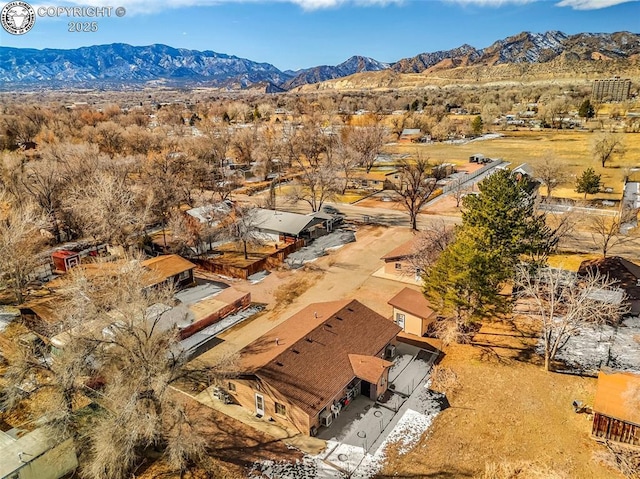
[388,287,437,337]
[141,254,196,290]
[592,369,640,446]
[226,299,401,436]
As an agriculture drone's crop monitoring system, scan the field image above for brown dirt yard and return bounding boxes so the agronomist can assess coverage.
[378,318,623,479]
[196,224,417,366]
[192,224,626,479]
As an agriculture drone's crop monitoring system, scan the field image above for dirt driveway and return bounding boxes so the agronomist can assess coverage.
[196,225,418,366]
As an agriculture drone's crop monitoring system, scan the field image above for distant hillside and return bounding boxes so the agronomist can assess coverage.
[391,31,640,73]
[1,31,639,91]
[284,56,390,89]
[0,43,292,88]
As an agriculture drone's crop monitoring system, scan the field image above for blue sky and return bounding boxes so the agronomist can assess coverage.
[1,0,638,70]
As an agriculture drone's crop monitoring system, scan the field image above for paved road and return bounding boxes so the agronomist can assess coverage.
[237,192,461,229]
[538,203,618,217]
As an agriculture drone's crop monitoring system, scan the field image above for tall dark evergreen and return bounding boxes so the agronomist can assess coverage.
[575,167,601,199]
[578,99,595,119]
[424,169,556,329]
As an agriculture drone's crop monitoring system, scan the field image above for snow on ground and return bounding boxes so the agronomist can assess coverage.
[351,403,441,479]
[248,454,346,479]
[465,133,503,143]
[537,316,640,374]
[249,384,442,479]
[286,229,356,268]
[248,270,270,284]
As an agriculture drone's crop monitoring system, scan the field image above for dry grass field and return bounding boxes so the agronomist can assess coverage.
[378,319,623,479]
[385,130,640,201]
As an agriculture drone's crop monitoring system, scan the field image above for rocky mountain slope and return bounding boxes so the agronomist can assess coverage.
[391,31,640,74]
[284,56,389,89]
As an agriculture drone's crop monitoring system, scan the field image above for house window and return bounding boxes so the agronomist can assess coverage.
[178,270,191,282]
[395,263,402,270]
[228,382,236,392]
[275,402,286,416]
[396,313,405,329]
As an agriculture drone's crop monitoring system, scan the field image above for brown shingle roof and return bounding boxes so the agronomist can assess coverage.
[593,370,640,426]
[142,255,195,286]
[381,238,418,261]
[348,354,393,384]
[240,300,401,417]
[388,287,436,321]
[578,256,640,300]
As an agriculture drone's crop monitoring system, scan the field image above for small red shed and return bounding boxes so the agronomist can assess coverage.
[51,250,81,273]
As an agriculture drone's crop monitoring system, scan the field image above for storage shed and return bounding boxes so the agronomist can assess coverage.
[592,369,640,446]
[51,250,80,273]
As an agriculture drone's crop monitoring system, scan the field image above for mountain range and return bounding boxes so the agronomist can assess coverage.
[1,31,638,90]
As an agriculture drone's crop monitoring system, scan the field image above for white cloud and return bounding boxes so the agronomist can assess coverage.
[445,0,636,7]
[443,0,534,6]
[29,0,403,15]
[27,0,637,14]
[555,0,638,9]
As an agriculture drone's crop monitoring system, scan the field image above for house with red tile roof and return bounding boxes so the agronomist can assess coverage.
[226,299,400,436]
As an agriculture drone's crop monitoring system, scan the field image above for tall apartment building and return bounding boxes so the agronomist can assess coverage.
[592,78,632,102]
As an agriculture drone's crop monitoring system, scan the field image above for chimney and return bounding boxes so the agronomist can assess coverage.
[275,337,280,345]
[314,311,318,318]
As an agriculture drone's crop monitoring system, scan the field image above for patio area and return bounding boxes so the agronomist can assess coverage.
[316,342,439,474]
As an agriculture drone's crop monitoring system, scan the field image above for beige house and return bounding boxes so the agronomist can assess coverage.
[380,238,421,283]
[388,287,436,337]
[226,299,400,436]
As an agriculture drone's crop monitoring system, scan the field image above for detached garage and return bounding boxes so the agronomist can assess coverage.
[387,287,436,337]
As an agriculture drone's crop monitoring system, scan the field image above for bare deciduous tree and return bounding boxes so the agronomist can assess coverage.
[407,220,455,273]
[390,156,438,231]
[0,197,46,303]
[516,265,628,371]
[536,156,569,202]
[66,169,151,248]
[1,259,234,479]
[286,119,338,212]
[342,124,387,173]
[20,158,66,243]
[226,205,264,259]
[450,177,471,208]
[593,132,625,168]
[589,212,634,258]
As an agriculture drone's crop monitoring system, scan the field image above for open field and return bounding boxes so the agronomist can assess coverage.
[385,130,640,201]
